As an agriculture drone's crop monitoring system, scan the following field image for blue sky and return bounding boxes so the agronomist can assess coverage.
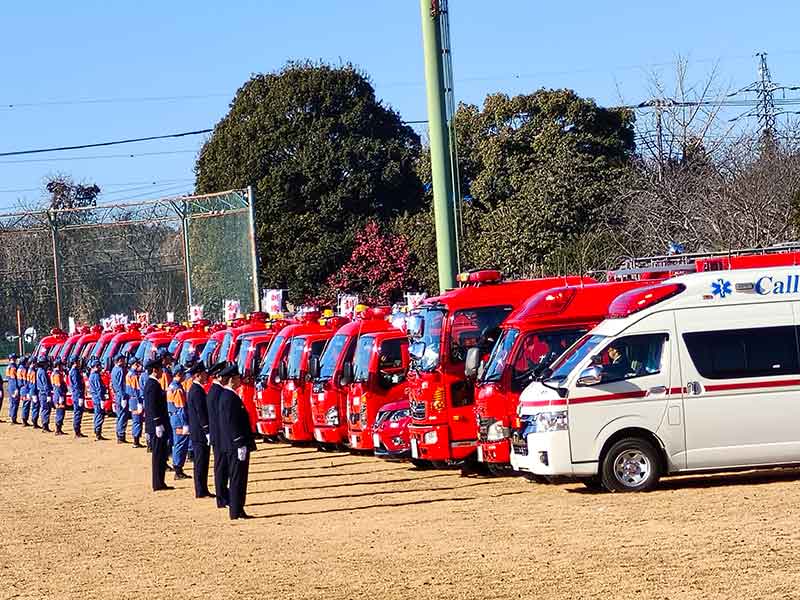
[1,0,797,209]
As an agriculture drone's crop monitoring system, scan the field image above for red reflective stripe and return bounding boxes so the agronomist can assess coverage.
[569,390,648,405]
[519,399,568,408]
[704,378,800,392]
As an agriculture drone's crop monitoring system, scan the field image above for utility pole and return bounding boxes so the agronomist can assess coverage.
[246,185,261,311]
[420,0,459,292]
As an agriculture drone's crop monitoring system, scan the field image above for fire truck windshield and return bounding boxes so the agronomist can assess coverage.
[286,336,306,380]
[199,339,218,365]
[481,328,519,382]
[179,342,201,365]
[259,334,285,380]
[217,332,234,362]
[318,334,348,381]
[168,338,180,354]
[237,339,251,374]
[353,335,375,383]
[135,340,152,362]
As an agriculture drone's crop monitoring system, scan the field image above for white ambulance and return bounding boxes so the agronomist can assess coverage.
[510,266,800,492]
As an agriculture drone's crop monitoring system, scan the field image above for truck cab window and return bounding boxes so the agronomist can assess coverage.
[595,333,668,384]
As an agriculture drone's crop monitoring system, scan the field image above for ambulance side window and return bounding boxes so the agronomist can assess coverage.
[595,333,668,384]
[683,326,800,379]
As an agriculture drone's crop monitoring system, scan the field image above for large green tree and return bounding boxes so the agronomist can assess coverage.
[195,62,423,302]
[403,89,635,287]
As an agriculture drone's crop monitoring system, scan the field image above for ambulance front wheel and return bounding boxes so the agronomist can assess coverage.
[601,438,661,493]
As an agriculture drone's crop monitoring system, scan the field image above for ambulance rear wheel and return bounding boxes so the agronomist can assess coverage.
[601,438,661,493]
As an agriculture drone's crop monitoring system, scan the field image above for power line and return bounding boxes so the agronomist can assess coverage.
[0,178,194,195]
[0,149,197,165]
[0,129,211,158]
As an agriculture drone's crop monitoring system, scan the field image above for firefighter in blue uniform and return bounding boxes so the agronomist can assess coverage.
[138,362,151,452]
[89,358,107,441]
[111,354,130,444]
[126,356,145,448]
[167,365,191,480]
[18,357,30,426]
[69,356,87,438]
[6,354,19,424]
[37,358,53,433]
[28,357,40,428]
[51,359,68,435]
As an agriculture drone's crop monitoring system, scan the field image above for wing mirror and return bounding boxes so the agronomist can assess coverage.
[577,365,602,387]
[340,362,353,386]
[308,356,320,380]
[277,361,287,382]
[464,347,481,379]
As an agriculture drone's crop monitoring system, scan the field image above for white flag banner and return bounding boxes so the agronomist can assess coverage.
[189,305,204,322]
[166,311,175,323]
[263,289,283,315]
[68,317,76,335]
[224,300,241,322]
[405,293,427,310]
[338,294,359,318]
[135,312,150,327]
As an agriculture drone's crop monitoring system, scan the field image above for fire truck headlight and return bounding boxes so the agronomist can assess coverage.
[486,420,508,442]
[261,405,276,420]
[325,406,339,426]
[533,410,568,432]
[423,430,438,445]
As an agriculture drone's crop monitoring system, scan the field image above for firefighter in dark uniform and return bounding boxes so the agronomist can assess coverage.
[68,356,87,438]
[144,357,172,492]
[206,361,229,509]
[185,361,213,498]
[217,363,256,520]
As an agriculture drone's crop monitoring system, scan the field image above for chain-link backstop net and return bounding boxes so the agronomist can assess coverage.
[0,188,258,338]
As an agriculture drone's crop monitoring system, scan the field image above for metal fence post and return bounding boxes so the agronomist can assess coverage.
[246,185,261,311]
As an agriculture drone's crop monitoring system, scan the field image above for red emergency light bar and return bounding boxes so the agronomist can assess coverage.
[113,324,126,333]
[127,322,142,331]
[50,328,67,336]
[524,287,577,318]
[608,283,685,318]
[247,311,268,322]
[323,316,349,330]
[298,310,321,323]
[91,325,104,335]
[456,269,503,285]
[191,319,211,329]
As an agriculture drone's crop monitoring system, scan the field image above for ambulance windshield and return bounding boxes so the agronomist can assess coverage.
[546,334,606,384]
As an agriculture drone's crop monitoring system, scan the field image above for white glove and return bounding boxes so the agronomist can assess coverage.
[156,425,164,438]
[77,398,83,408]
[121,400,127,409]
[182,426,190,435]
[237,447,247,462]
[205,433,211,446]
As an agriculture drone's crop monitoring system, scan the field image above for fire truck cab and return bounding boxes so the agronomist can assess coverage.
[343,328,409,452]
[278,312,344,443]
[235,329,284,432]
[308,308,392,447]
[406,270,593,465]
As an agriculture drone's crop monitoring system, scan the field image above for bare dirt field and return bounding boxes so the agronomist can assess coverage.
[2,414,800,600]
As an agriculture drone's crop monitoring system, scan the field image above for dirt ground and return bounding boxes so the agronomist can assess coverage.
[2,414,800,600]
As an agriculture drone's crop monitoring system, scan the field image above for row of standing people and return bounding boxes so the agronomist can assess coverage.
[143,356,255,520]
[5,350,255,519]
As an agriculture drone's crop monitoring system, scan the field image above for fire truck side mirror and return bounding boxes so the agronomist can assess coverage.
[277,361,287,382]
[308,356,320,380]
[340,362,353,386]
[464,347,481,380]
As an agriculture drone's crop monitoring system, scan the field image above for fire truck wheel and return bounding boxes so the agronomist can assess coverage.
[601,438,661,493]
[410,459,434,470]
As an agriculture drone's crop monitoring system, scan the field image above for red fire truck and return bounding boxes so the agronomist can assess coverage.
[308,308,392,447]
[406,270,593,466]
[473,280,654,472]
[254,322,295,440]
[343,328,409,452]
[33,328,69,361]
[235,329,286,431]
[279,312,346,443]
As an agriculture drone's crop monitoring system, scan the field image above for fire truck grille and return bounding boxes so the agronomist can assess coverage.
[281,405,291,419]
[290,401,298,422]
[359,402,367,425]
[410,400,426,420]
[349,411,360,425]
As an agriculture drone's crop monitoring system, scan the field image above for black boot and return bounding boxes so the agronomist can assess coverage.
[42,425,52,433]
[95,430,107,441]
[55,426,65,436]
[174,467,190,480]
[32,423,40,429]
[75,430,87,438]
[132,436,143,448]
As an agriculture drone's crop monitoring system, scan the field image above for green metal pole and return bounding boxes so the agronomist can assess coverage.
[420,0,458,292]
